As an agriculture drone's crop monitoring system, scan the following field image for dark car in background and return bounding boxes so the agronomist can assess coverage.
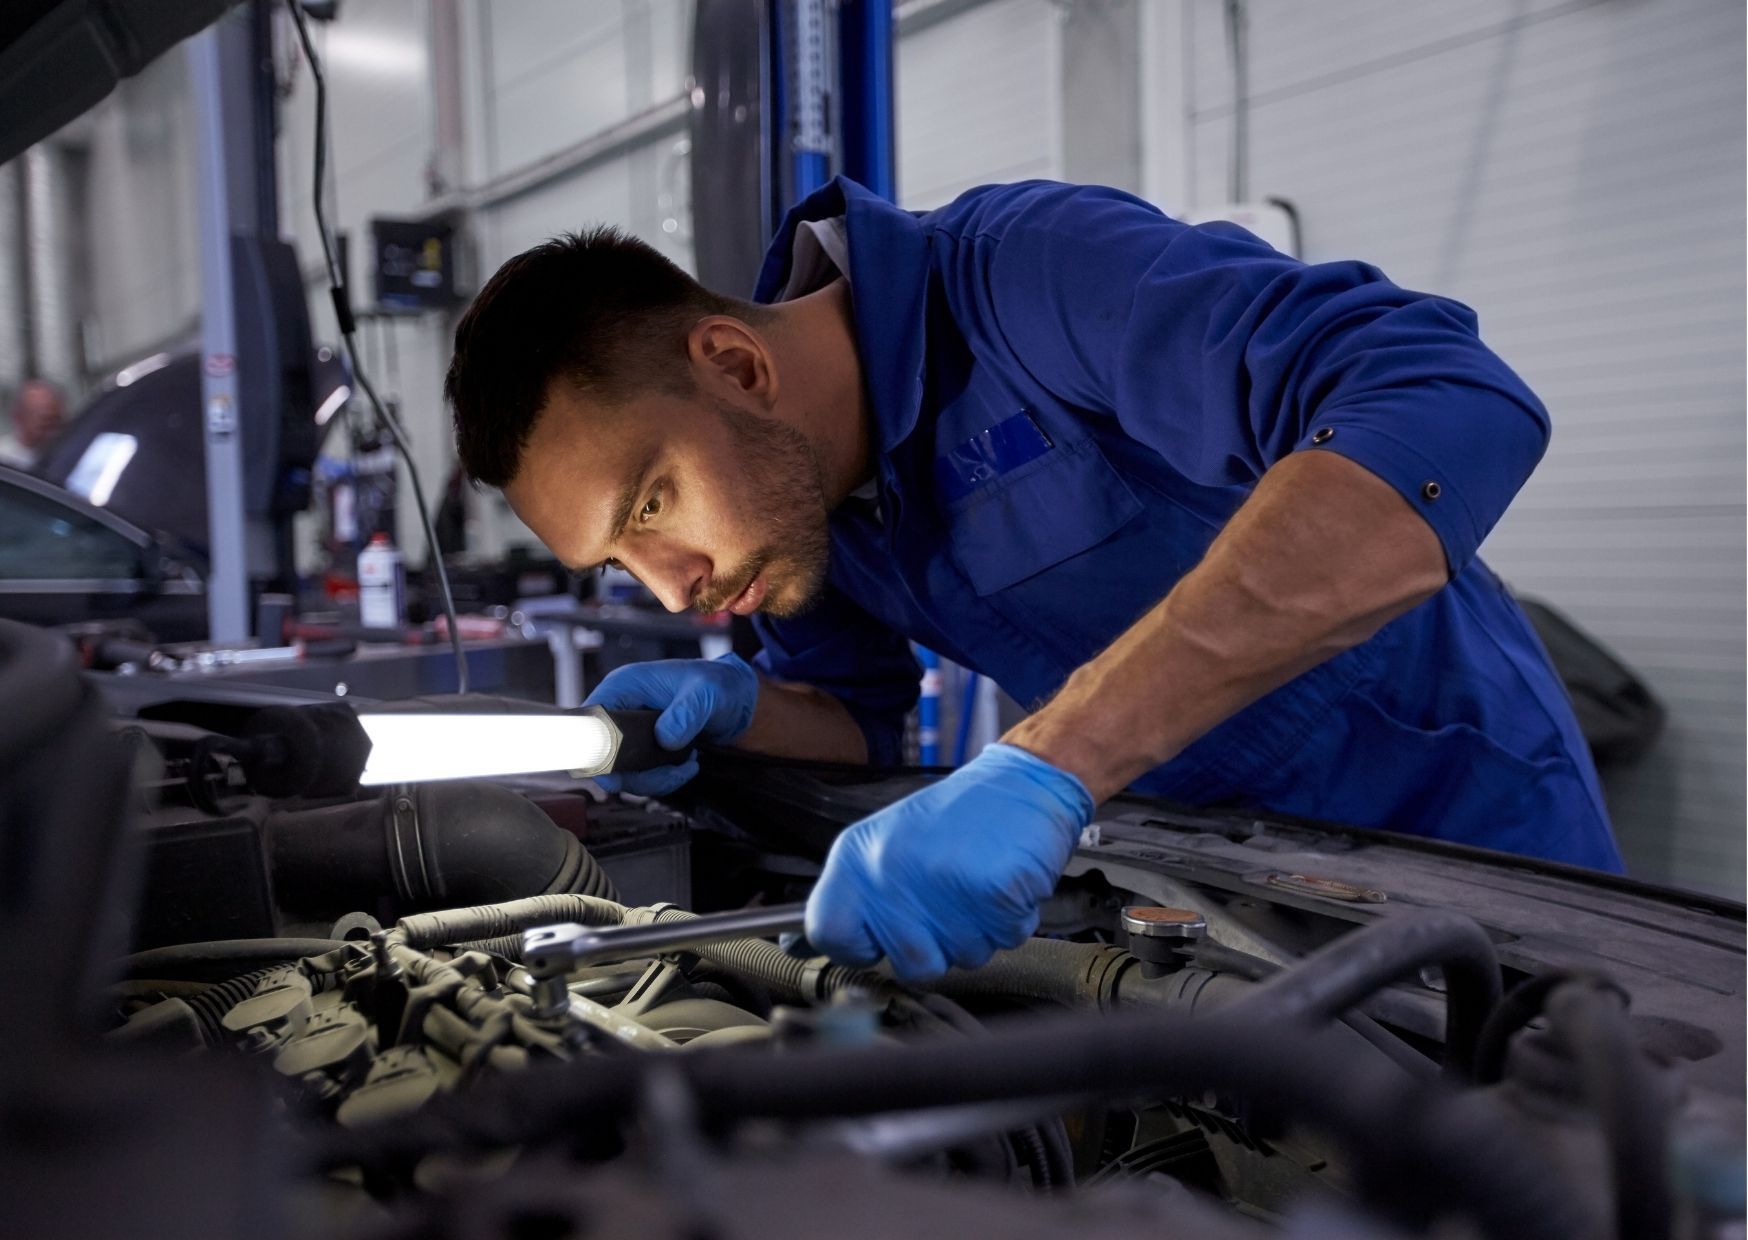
[35,347,351,560]
[0,463,206,641]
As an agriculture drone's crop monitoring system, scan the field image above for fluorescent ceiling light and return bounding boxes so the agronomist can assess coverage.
[315,384,352,425]
[115,352,171,388]
[322,28,426,80]
[356,712,618,786]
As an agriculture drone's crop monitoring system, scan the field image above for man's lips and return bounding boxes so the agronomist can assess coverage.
[725,569,769,616]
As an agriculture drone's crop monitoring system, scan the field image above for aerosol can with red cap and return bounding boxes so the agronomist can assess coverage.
[356,531,406,630]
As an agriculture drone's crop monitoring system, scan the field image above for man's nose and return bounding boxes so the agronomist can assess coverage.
[624,542,709,613]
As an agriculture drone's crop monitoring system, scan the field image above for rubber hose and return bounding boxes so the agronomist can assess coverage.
[1472,968,1625,1086]
[120,938,345,982]
[1545,981,1673,1240]
[323,1007,1588,1240]
[391,893,626,950]
[929,937,1129,1009]
[1224,909,1501,1081]
[1011,1123,1054,1190]
[1190,939,1437,1080]
[268,781,619,918]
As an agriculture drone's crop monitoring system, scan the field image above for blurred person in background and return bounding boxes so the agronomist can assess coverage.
[0,379,66,470]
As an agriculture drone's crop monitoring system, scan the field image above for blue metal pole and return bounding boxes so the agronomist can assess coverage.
[916,645,942,765]
[952,672,980,766]
[838,0,895,199]
[787,0,834,201]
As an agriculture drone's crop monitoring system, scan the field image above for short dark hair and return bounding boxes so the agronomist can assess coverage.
[446,226,743,487]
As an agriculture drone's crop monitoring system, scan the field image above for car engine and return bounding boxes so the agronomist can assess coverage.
[2,618,1742,1240]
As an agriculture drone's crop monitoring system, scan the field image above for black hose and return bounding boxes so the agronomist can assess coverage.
[119,939,344,982]
[1225,909,1501,1080]
[269,781,618,920]
[1010,1123,1054,1190]
[1545,981,1673,1240]
[315,1007,1587,1240]
[1189,939,1437,1080]
[1472,968,1626,1086]
[933,936,1434,1080]
[930,938,1130,1009]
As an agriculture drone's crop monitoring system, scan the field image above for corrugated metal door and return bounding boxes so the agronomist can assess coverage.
[897,0,1062,208]
[1181,0,1745,894]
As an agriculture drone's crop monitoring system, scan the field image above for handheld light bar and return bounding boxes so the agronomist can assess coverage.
[356,705,658,786]
[221,701,666,799]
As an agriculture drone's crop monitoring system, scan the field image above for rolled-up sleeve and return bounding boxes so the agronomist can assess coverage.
[752,584,920,766]
[951,183,1551,574]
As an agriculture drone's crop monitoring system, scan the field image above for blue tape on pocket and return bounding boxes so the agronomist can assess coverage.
[936,410,1054,503]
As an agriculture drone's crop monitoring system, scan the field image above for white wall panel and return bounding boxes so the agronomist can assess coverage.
[81,53,202,369]
[1176,0,1745,894]
[896,0,1060,208]
[478,0,692,177]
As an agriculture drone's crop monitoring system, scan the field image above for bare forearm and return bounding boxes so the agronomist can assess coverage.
[1004,451,1448,801]
[735,677,870,764]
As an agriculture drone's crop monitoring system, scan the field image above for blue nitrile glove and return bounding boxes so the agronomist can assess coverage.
[582,655,758,796]
[805,743,1095,982]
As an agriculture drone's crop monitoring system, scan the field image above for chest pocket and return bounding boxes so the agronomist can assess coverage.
[945,436,1143,597]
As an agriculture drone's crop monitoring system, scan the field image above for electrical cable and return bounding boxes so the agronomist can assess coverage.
[281,0,468,693]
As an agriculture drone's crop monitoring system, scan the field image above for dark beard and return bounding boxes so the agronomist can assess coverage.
[696,401,832,618]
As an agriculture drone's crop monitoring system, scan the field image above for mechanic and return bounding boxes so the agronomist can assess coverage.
[0,378,65,470]
[445,178,1625,981]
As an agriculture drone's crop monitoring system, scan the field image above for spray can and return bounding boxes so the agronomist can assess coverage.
[357,532,406,630]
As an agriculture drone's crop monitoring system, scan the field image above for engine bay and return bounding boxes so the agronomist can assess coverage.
[3,619,1743,1240]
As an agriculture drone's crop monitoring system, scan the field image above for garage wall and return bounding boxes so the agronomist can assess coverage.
[78,53,204,376]
[896,0,1061,208]
[1170,0,1745,895]
[459,0,695,553]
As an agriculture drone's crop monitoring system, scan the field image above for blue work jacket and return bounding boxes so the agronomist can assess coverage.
[749,177,1623,873]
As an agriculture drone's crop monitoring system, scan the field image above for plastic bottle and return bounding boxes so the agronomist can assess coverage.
[357,532,406,630]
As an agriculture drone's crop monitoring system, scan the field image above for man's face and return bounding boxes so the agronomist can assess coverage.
[504,386,832,617]
[13,383,64,448]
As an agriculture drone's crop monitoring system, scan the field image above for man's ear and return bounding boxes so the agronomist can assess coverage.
[688,316,778,409]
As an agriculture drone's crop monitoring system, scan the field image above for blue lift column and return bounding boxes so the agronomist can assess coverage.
[837,0,896,200]
[770,0,895,208]
[769,1,936,760]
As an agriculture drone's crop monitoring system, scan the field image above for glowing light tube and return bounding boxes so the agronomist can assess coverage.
[357,712,618,786]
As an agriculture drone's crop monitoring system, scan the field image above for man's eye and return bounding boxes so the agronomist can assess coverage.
[638,492,663,522]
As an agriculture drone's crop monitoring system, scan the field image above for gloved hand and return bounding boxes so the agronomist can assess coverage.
[805,743,1094,982]
[582,654,759,796]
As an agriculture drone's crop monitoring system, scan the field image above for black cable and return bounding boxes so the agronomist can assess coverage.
[281,0,468,693]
